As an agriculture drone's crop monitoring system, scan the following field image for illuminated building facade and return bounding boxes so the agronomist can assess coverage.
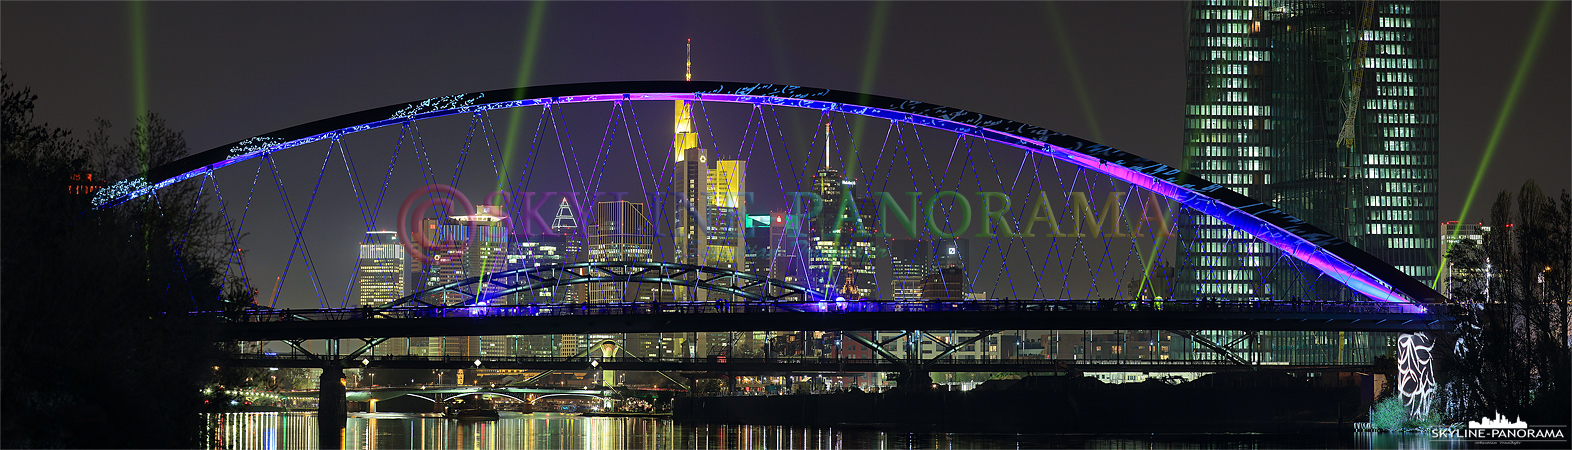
[1178,0,1440,301]
[586,199,664,358]
[1439,221,1491,300]
[806,124,878,299]
[409,205,511,358]
[357,231,405,355]
[890,238,969,300]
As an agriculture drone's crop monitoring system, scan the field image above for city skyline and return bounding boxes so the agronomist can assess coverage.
[2,2,1565,310]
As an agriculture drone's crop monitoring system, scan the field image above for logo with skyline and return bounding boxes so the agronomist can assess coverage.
[1430,412,1567,443]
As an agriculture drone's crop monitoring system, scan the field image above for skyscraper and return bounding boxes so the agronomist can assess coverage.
[807,123,878,299]
[889,238,969,300]
[671,45,710,303]
[412,205,511,358]
[357,231,405,355]
[587,200,657,301]
[1178,0,1439,301]
[706,159,747,274]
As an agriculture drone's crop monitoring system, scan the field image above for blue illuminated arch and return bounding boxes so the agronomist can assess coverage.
[95,81,1444,310]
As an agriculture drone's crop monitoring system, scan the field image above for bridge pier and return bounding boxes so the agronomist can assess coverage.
[318,365,347,450]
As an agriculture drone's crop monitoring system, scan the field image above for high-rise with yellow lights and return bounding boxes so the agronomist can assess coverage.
[671,40,747,308]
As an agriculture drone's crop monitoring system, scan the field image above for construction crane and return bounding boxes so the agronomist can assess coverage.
[1336,0,1377,148]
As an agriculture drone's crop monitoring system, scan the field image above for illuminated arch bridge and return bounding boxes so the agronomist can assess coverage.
[99,81,1445,317]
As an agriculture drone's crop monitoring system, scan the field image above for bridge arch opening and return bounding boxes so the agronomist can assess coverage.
[97,81,1442,314]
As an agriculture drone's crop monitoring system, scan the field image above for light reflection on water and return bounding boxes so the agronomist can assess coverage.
[209,412,1470,449]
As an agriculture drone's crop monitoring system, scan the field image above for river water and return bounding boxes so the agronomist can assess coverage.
[210,412,1471,449]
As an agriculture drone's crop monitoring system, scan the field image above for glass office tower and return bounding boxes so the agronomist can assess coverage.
[1174,0,1437,366]
[1178,0,1439,302]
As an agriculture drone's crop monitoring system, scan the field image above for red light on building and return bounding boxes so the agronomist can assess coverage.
[66,173,103,196]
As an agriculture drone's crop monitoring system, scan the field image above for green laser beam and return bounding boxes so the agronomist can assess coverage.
[129,1,149,175]
[129,0,155,281]
[485,1,549,282]
[1045,2,1102,143]
[845,1,890,179]
[496,1,550,194]
[1435,0,1559,288]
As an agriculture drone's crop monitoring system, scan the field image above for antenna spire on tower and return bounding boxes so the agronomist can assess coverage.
[685,38,692,81]
[824,122,831,169]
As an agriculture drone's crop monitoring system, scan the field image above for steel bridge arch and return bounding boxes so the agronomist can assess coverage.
[528,393,607,405]
[443,392,529,403]
[382,261,818,309]
[94,81,1444,311]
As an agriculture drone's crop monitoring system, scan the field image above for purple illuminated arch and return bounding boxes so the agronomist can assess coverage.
[94,81,1444,311]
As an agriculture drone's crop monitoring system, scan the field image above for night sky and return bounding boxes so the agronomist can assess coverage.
[4,2,1568,308]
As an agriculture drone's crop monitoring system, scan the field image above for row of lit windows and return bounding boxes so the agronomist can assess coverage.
[1383,182,1434,194]
[1208,63,1252,75]
[1195,284,1260,295]
[1383,140,1427,152]
[1202,34,1252,46]
[1185,269,1260,281]
[1364,154,1435,166]
[1373,113,1435,124]
[1377,17,1414,28]
[1203,0,1270,7]
[1396,266,1434,277]
[1188,104,1271,116]
[1367,195,1433,207]
[1191,145,1270,157]
[1366,58,1430,70]
[1364,168,1436,180]
[1205,77,1254,89]
[1363,30,1412,41]
[1373,44,1410,56]
[1201,24,1251,36]
[1382,126,1434,138]
[1192,242,1269,254]
[1376,86,1435,96]
[1194,133,1262,144]
[1366,98,1416,109]
[1205,173,1259,186]
[1375,72,1415,83]
[1193,159,1266,172]
[1369,209,1415,221]
[1188,118,1259,130]
[1367,223,1417,235]
[1195,9,1255,20]
[1195,228,1249,240]
[1210,50,1269,61]
[1388,238,1435,249]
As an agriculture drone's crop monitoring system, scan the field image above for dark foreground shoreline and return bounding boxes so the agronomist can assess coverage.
[675,375,1364,433]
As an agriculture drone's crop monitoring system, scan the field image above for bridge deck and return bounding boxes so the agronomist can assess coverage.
[227,355,1371,374]
[210,300,1445,341]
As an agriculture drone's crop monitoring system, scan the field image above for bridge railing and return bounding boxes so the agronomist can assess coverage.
[227,353,1332,368]
[212,299,1426,323]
